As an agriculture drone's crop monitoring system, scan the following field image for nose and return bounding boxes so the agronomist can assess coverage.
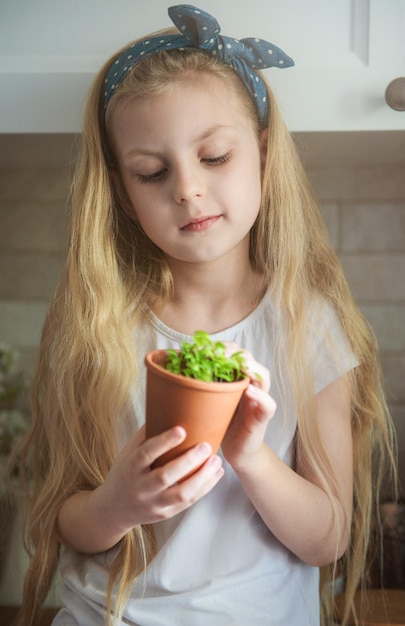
[172,163,205,204]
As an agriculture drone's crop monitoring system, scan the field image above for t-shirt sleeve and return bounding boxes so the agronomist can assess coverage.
[308,299,359,394]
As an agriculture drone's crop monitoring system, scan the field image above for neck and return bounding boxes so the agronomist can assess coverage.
[152,254,265,335]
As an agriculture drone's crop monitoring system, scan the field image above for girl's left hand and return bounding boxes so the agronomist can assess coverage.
[221,344,276,472]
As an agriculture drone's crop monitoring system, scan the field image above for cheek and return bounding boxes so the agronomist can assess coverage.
[123,185,156,223]
[131,207,157,237]
[236,159,262,213]
[127,194,171,244]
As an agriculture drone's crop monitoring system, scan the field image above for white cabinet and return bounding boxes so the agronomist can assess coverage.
[0,0,404,132]
[268,0,405,131]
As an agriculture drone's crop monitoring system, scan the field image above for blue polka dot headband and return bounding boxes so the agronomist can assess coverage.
[103,4,294,127]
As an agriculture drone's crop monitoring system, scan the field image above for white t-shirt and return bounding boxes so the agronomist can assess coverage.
[54,292,357,626]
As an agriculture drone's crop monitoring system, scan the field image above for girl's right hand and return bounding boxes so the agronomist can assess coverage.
[94,425,224,539]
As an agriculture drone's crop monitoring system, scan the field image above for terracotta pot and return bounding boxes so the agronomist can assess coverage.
[144,350,249,468]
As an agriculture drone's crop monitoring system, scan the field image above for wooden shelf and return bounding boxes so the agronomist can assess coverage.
[334,589,405,625]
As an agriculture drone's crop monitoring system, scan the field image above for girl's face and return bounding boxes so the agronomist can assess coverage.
[110,76,265,268]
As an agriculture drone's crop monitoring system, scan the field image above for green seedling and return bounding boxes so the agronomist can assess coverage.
[164,330,247,383]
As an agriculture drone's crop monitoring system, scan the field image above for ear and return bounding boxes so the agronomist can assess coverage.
[259,128,268,173]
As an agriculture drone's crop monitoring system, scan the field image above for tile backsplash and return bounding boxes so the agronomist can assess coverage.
[0,133,404,493]
[305,157,405,494]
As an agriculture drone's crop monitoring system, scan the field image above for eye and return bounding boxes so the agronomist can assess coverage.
[202,152,231,166]
[136,168,167,184]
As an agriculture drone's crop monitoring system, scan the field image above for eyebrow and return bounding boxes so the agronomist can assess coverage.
[197,124,234,141]
[122,124,235,161]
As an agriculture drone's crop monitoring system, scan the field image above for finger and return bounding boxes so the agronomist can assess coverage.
[155,454,225,513]
[243,384,277,421]
[246,362,270,392]
[149,441,215,490]
[134,426,186,471]
[223,344,270,392]
[238,353,270,392]
[173,454,224,497]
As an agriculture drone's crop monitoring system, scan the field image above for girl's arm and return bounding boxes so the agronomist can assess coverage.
[222,375,353,567]
[56,425,224,554]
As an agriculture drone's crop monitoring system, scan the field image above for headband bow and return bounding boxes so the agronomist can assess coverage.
[103,4,294,126]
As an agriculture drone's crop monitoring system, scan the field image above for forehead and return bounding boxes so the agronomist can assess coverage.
[108,71,257,135]
[113,85,257,159]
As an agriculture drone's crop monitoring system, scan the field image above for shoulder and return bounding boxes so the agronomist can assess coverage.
[305,294,358,392]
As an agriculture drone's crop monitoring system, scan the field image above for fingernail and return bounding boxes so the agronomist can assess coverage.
[172,426,186,440]
[196,442,212,456]
[207,455,222,470]
[246,384,260,396]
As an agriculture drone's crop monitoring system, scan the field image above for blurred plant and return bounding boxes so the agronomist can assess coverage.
[0,343,29,457]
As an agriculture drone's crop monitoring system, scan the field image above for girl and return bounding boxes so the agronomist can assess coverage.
[15,5,396,626]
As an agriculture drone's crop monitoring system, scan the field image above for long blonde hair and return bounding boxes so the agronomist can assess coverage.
[15,31,396,626]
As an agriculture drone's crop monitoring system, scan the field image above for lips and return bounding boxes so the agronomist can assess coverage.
[180,215,222,232]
